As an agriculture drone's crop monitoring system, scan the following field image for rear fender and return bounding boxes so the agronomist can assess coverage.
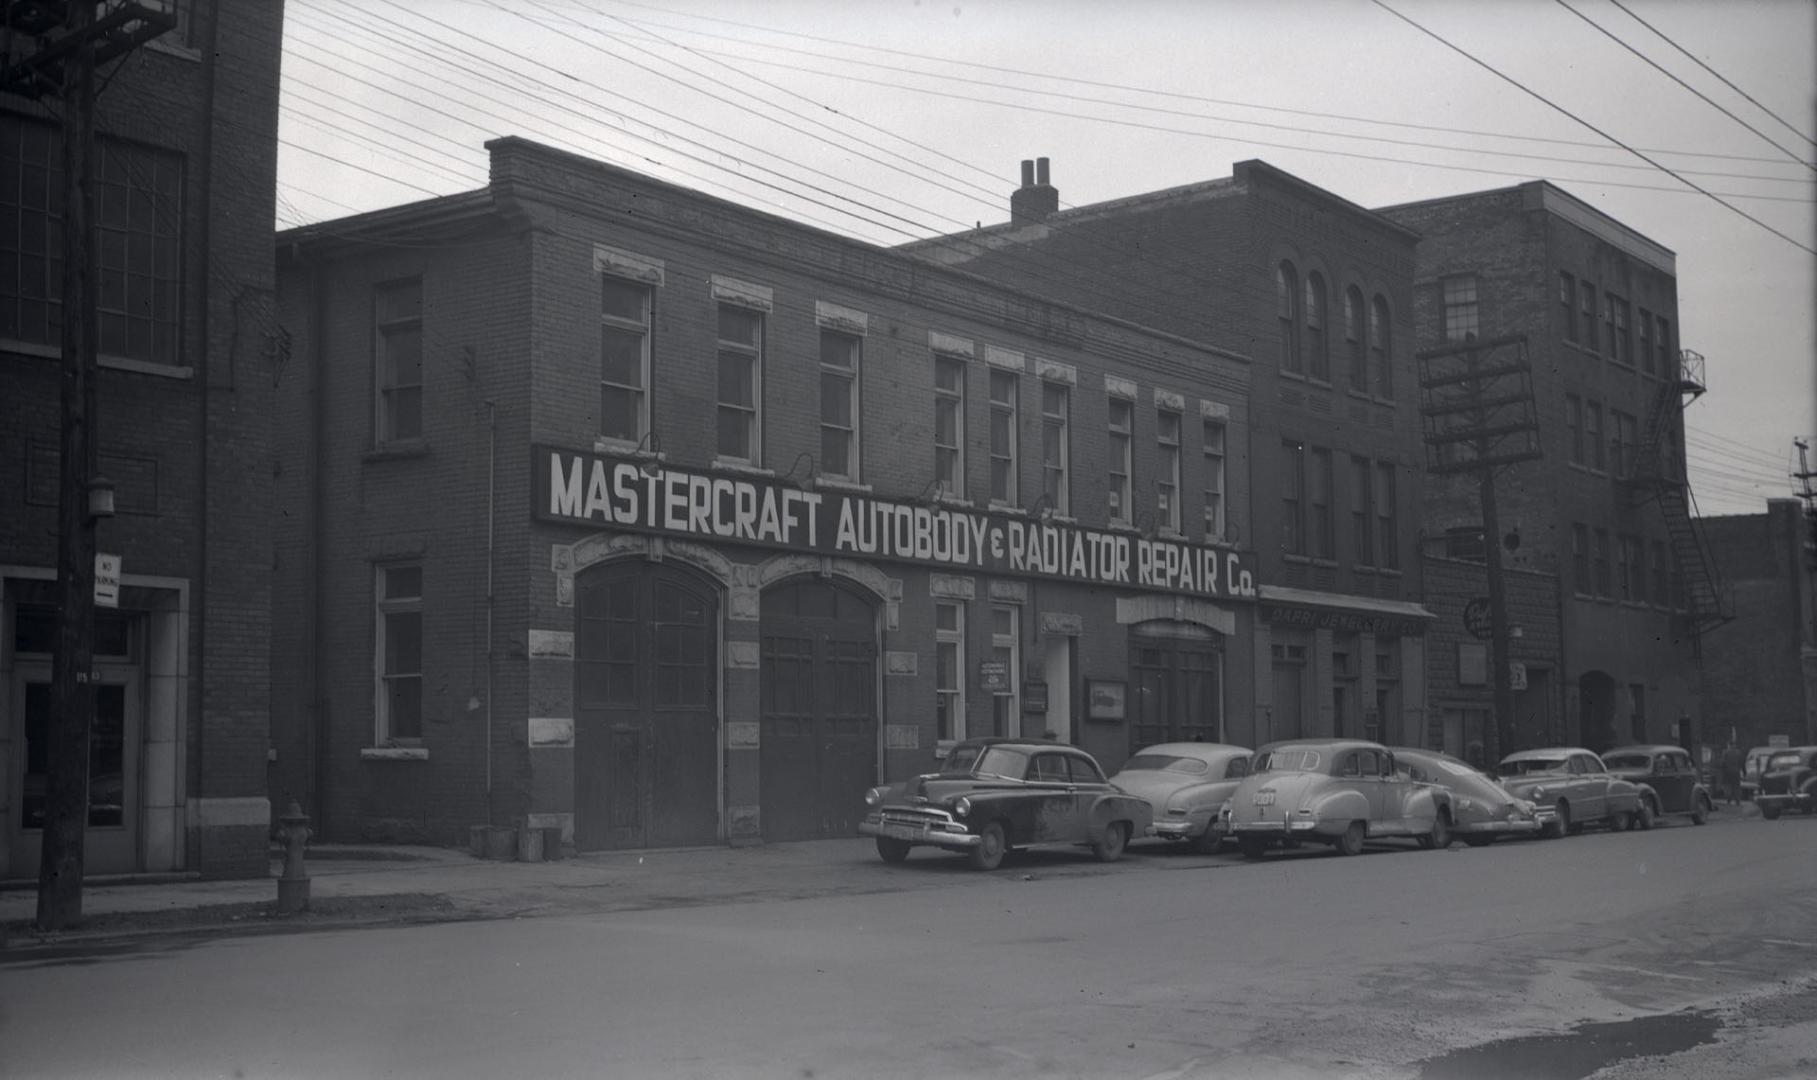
[1308,789,1370,831]
[1089,793,1154,835]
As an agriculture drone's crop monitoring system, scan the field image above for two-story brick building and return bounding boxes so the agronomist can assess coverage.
[271,137,1263,850]
[1698,499,1817,750]
[0,2,284,881]
[905,159,1434,750]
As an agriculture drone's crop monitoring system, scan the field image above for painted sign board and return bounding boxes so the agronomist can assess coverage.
[535,447,1259,601]
[94,553,120,609]
[978,661,1009,693]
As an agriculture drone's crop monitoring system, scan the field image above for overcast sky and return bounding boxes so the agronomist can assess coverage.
[277,0,1817,517]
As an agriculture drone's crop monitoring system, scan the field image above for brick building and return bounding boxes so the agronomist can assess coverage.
[1378,182,1725,756]
[271,137,1262,850]
[1698,500,1817,749]
[0,3,285,880]
[906,159,1434,749]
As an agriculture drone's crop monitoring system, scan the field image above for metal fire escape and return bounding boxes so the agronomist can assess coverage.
[1620,348,1732,645]
[0,1,175,100]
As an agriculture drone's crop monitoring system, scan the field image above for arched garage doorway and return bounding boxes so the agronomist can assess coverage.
[760,577,879,841]
[573,560,720,851]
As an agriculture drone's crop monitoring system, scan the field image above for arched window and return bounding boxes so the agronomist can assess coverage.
[1304,272,1328,381]
[1344,285,1366,391]
[1276,261,1301,374]
[1370,295,1394,399]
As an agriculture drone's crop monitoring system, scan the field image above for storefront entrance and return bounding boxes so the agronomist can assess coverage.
[759,578,878,841]
[573,561,721,851]
[1127,624,1222,754]
[6,664,142,877]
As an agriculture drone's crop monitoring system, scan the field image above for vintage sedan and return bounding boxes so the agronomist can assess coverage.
[1109,742,1252,853]
[1494,748,1645,837]
[1755,746,1817,819]
[1389,747,1542,845]
[858,739,1154,870]
[1601,744,1713,827]
[1221,739,1452,859]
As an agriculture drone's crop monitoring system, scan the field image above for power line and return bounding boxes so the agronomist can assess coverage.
[1368,0,1816,255]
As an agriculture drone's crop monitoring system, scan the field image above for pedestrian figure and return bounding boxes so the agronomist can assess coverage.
[1720,741,1744,806]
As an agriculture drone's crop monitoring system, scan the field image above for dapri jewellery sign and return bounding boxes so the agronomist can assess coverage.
[535,447,1258,601]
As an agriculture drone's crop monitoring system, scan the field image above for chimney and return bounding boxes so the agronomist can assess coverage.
[1011,156,1058,224]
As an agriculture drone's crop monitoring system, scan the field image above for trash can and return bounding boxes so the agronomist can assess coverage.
[540,825,565,861]
[516,826,544,863]
[483,826,516,861]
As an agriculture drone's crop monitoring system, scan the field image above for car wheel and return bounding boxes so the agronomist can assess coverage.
[1761,802,1782,820]
[1542,800,1570,839]
[1191,829,1223,855]
[968,822,1006,871]
[1238,836,1268,860]
[1463,835,1495,848]
[1634,799,1655,831]
[1091,821,1130,863]
[1419,811,1451,850]
[875,837,911,864]
[1335,821,1366,856]
[1691,793,1711,825]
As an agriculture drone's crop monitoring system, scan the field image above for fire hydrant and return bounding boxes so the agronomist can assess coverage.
[275,799,311,914]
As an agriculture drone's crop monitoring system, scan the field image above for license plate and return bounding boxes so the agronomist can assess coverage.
[1252,791,1276,806]
[879,823,926,841]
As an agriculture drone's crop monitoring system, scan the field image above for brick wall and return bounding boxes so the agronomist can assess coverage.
[1701,501,1817,747]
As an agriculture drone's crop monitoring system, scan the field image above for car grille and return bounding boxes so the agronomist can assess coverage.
[879,808,951,828]
[1760,776,1793,796]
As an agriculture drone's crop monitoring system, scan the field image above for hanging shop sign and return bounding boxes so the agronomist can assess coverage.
[1261,604,1429,637]
[535,446,1259,601]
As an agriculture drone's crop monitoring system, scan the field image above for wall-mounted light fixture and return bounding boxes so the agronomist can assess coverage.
[86,475,115,520]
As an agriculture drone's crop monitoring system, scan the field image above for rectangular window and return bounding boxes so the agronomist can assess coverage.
[934,354,966,497]
[935,601,966,742]
[991,604,1020,738]
[1375,462,1399,570]
[0,116,184,365]
[1041,381,1070,514]
[1613,297,1631,365]
[1613,410,1637,477]
[376,564,423,743]
[1656,316,1672,376]
[1310,447,1334,560]
[1559,271,1577,343]
[1305,274,1329,382]
[1350,455,1373,566]
[1281,439,1305,556]
[1580,281,1597,354]
[1202,418,1226,540]
[1442,274,1479,343]
[1345,288,1367,391]
[1638,310,1654,375]
[1602,293,1617,358]
[1566,394,1583,466]
[1630,536,1649,604]
[1617,533,1635,600]
[1369,296,1394,399]
[1157,407,1181,532]
[1108,396,1132,524]
[989,368,1018,504]
[1652,540,1670,605]
[374,280,423,445]
[716,304,763,463]
[819,329,861,481]
[600,277,652,443]
[1593,528,1613,597]
[1586,401,1605,471]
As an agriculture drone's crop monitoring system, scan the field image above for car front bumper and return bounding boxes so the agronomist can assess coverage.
[1455,818,1542,835]
[1228,818,1322,835]
[859,813,981,850]
[1755,793,1814,812]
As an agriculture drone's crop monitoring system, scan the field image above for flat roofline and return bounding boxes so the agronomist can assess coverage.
[1378,180,1675,275]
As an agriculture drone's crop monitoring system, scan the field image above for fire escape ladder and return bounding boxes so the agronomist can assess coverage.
[1628,350,1727,640]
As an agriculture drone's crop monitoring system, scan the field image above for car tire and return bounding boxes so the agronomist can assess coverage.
[875,837,911,864]
[1419,811,1451,850]
[1761,802,1782,820]
[1691,793,1711,825]
[1238,836,1268,860]
[1634,799,1655,831]
[1191,829,1223,855]
[1555,800,1576,837]
[1092,821,1130,863]
[1335,821,1366,857]
[968,822,1006,871]
[1463,834,1495,848]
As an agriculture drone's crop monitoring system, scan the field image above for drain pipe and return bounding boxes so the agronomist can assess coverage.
[484,400,497,813]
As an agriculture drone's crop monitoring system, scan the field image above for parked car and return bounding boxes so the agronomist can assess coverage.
[1600,744,1713,827]
[858,739,1154,870]
[1388,747,1541,846]
[1221,739,1452,859]
[1110,742,1252,853]
[1493,748,1645,837]
[1754,746,1817,819]
[1740,746,1778,801]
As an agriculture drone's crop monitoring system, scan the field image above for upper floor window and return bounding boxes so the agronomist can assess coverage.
[1559,271,1576,343]
[716,304,764,464]
[1202,417,1226,541]
[1040,380,1070,515]
[1593,528,1613,596]
[1281,438,1306,556]
[600,276,651,443]
[1652,540,1670,606]
[1442,275,1479,343]
[1107,396,1133,524]
[1350,454,1373,566]
[1310,447,1334,560]
[0,117,184,365]
[1304,271,1329,381]
[989,368,1019,504]
[1611,295,1631,365]
[375,564,423,744]
[1580,281,1597,352]
[819,329,861,481]
[1565,393,1584,465]
[1585,401,1605,471]
[1276,261,1301,374]
[1369,295,1393,399]
[1156,407,1181,532]
[1656,316,1673,376]
[1601,293,1617,358]
[1344,285,1367,391]
[933,354,966,497]
[374,280,423,445]
[1572,523,1590,592]
[1612,409,1637,477]
[1638,309,1654,375]
[1375,462,1399,570]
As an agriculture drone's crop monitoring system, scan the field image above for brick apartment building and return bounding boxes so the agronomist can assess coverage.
[1699,499,1817,749]
[906,159,1434,750]
[0,2,285,880]
[271,137,1261,850]
[1378,182,1726,757]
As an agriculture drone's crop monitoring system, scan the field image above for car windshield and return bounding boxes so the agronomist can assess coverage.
[1255,748,1321,772]
[1119,754,1210,775]
[1766,752,1804,771]
[1602,754,1649,770]
[1500,757,1568,776]
[940,745,1029,779]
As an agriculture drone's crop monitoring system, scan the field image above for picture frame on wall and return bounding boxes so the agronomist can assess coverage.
[1086,679,1126,722]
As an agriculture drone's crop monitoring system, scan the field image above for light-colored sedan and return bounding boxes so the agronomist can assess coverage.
[1494,747,1645,838]
[1109,742,1252,853]
[1222,739,1452,859]
[1389,747,1541,846]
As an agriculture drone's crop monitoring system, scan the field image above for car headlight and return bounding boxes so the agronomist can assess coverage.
[864,787,883,807]
[1531,786,1548,801]
[954,796,972,818]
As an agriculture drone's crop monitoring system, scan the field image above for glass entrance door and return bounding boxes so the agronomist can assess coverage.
[9,664,141,877]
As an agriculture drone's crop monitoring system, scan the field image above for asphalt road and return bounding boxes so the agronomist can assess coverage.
[2,814,1814,1080]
